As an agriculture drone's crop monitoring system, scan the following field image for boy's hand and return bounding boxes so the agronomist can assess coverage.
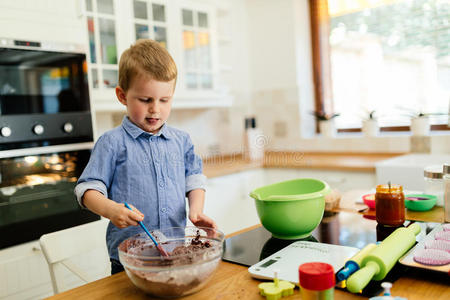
[107,202,144,229]
[189,211,217,229]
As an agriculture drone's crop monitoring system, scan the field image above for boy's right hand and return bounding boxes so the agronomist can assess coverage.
[107,202,144,229]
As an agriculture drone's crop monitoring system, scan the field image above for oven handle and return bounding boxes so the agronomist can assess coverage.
[0,142,94,158]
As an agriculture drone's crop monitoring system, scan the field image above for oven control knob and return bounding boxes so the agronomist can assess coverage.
[63,122,74,133]
[0,127,11,137]
[33,124,44,135]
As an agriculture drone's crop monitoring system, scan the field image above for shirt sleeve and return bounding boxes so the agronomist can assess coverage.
[74,134,117,207]
[184,133,206,193]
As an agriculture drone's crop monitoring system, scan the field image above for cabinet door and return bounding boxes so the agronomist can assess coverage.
[173,1,233,108]
[178,2,216,92]
[84,0,119,90]
[131,0,169,49]
[82,0,125,112]
[204,170,264,235]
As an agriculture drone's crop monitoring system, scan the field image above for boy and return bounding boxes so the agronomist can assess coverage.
[75,39,217,274]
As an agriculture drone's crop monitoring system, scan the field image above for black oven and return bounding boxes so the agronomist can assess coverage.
[0,38,99,249]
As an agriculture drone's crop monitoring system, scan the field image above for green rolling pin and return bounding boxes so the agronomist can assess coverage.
[346,223,421,293]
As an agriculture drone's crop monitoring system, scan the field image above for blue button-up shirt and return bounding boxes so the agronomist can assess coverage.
[75,116,206,261]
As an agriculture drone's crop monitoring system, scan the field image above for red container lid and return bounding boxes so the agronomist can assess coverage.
[299,262,335,291]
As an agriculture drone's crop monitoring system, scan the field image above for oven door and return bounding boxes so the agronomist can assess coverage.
[0,148,99,249]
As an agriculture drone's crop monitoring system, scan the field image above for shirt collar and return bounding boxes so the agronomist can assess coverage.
[121,116,171,140]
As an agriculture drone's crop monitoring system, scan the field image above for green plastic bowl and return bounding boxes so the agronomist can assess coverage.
[250,178,330,239]
[405,194,437,211]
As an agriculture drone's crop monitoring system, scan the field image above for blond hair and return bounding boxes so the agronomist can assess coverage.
[118,39,177,91]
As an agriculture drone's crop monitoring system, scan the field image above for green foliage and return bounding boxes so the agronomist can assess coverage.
[311,111,340,121]
[330,0,450,58]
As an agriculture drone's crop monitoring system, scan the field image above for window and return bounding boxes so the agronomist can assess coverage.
[311,0,450,132]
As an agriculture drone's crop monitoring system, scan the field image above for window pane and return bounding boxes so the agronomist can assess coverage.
[329,0,450,128]
[103,70,118,88]
[183,31,196,69]
[154,26,167,48]
[152,4,165,22]
[186,73,197,89]
[135,24,149,40]
[198,12,208,28]
[182,9,194,26]
[92,68,98,88]
[87,17,96,63]
[133,0,147,19]
[99,18,117,64]
[200,73,212,89]
[97,0,114,14]
[85,0,93,12]
[197,32,211,70]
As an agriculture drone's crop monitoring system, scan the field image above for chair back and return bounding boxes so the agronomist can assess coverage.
[39,219,110,294]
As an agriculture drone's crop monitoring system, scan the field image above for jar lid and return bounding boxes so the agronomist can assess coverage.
[424,165,443,179]
[444,163,450,175]
[376,184,403,193]
[299,262,335,291]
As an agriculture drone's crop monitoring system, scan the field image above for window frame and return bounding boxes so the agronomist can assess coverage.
[309,0,450,134]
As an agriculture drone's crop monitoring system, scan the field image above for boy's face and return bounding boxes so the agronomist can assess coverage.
[116,75,175,134]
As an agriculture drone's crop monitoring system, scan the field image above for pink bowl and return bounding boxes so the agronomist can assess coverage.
[362,194,376,210]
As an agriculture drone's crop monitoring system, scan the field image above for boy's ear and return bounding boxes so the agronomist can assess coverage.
[115,86,127,106]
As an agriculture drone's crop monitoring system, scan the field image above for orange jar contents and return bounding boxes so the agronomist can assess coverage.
[375,184,405,226]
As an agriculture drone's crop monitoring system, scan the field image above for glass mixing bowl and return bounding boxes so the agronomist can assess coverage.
[118,226,224,298]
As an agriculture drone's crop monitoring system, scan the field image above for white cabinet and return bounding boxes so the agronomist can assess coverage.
[80,0,233,112]
[204,169,264,235]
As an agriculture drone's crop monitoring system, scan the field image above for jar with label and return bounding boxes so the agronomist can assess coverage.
[375,184,405,226]
[424,165,444,206]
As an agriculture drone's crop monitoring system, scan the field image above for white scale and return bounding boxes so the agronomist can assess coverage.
[248,241,359,283]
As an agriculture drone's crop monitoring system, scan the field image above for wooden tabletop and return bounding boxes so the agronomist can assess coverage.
[203,152,403,177]
[47,225,450,300]
[263,151,402,172]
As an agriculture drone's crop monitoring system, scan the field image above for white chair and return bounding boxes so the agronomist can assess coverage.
[39,219,110,295]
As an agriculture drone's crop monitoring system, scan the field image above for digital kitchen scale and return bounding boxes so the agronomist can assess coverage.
[248,241,359,283]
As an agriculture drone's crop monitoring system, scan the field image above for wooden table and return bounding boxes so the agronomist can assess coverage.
[47,224,449,300]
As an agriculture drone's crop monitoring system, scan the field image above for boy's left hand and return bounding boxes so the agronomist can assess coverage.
[189,212,217,229]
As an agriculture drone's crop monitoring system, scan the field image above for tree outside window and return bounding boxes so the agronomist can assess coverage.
[311,0,450,132]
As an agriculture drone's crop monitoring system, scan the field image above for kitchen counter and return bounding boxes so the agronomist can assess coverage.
[46,224,450,300]
[203,152,403,178]
[338,189,445,223]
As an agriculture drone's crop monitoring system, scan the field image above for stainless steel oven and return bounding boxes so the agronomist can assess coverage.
[0,38,99,249]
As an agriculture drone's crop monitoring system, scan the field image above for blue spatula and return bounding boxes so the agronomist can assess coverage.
[124,202,169,257]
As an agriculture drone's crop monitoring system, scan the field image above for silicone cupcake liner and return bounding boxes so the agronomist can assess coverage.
[424,239,450,253]
[413,248,450,266]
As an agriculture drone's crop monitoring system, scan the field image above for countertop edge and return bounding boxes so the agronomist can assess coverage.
[203,151,405,178]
